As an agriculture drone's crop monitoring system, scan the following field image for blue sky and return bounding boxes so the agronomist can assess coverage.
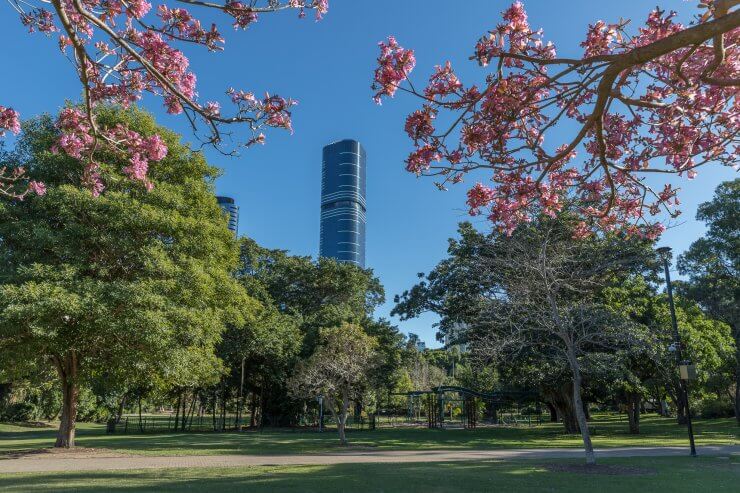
[2,1,736,346]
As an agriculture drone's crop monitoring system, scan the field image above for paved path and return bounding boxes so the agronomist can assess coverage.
[0,446,737,473]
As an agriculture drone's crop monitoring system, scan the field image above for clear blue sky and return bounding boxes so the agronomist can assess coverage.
[2,1,735,346]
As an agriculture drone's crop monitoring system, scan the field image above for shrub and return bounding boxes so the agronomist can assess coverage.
[0,402,35,422]
[696,398,734,419]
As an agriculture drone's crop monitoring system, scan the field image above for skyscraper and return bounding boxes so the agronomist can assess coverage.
[216,196,239,235]
[319,139,366,268]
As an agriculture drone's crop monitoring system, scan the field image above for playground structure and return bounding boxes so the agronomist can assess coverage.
[393,386,542,429]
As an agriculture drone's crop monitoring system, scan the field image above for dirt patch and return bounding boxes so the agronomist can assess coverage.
[541,463,656,476]
[0,447,131,460]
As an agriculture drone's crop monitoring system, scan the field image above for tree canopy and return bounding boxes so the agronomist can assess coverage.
[374,1,739,236]
[0,106,253,446]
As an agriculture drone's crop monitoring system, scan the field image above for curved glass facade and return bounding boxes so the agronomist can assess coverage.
[319,139,366,268]
[216,196,239,235]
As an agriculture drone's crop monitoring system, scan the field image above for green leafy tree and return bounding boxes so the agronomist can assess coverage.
[0,107,251,447]
[288,323,379,445]
[234,238,391,424]
[677,179,739,423]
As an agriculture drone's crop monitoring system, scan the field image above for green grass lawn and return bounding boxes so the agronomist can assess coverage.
[0,457,737,492]
[1,413,737,456]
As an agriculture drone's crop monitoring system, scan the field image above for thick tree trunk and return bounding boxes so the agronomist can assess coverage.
[567,349,595,465]
[546,402,558,422]
[53,353,79,448]
[545,384,579,434]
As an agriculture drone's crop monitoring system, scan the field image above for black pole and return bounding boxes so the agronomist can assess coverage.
[659,248,697,457]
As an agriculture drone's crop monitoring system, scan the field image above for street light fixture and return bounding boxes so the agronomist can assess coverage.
[656,246,697,457]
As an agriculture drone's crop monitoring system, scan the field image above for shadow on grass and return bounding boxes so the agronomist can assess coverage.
[0,457,736,493]
[1,414,737,457]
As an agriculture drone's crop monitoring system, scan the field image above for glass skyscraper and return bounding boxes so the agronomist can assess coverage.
[319,139,366,268]
[216,196,239,235]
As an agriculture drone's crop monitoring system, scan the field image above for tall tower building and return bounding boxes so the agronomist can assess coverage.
[319,139,366,268]
[216,196,239,235]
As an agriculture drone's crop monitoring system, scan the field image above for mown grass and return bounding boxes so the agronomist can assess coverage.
[0,456,738,492]
[1,413,736,457]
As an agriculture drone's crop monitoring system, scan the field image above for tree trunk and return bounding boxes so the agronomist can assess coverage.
[674,390,688,425]
[249,391,257,428]
[115,393,127,424]
[567,349,595,465]
[138,396,144,433]
[582,398,591,421]
[734,341,740,425]
[627,393,641,434]
[174,391,182,431]
[546,402,558,422]
[329,388,351,446]
[53,353,79,448]
[545,385,579,434]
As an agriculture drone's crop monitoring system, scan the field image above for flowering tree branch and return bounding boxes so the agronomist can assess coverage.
[373,1,739,238]
[4,0,328,196]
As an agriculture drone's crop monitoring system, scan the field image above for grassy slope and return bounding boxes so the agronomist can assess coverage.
[0,457,738,492]
[0,414,736,456]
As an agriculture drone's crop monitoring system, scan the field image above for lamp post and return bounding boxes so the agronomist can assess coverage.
[656,246,697,457]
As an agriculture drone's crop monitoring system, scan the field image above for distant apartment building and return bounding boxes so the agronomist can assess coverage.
[319,139,366,268]
[216,196,239,235]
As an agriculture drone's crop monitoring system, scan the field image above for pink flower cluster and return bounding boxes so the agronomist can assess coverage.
[20,8,58,34]
[127,30,197,115]
[0,107,46,198]
[28,181,46,196]
[158,6,224,51]
[225,1,259,29]
[473,1,555,68]
[54,108,167,195]
[227,89,297,137]
[289,0,329,21]
[372,36,416,104]
[374,1,739,238]
[0,106,21,136]
[580,21,619,57]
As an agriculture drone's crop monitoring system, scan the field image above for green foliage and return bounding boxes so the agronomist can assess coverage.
[0,106,254,434]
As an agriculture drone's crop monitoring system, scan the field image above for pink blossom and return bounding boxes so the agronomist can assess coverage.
[376,1,738,238]
[143,134,168,161]
[225,1,259,29]
[123,154,149,181]
[20,8,58,34]
[372,36,416,104]
[466,183,496,215]
[405,145,440,174]
[0,106,21,136]
[126,0,152,19]
[28,181,47,196]
[581,21,618,57]
[404,108,435,142]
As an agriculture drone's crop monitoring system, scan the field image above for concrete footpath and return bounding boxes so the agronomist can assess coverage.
[0,446,737,473]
